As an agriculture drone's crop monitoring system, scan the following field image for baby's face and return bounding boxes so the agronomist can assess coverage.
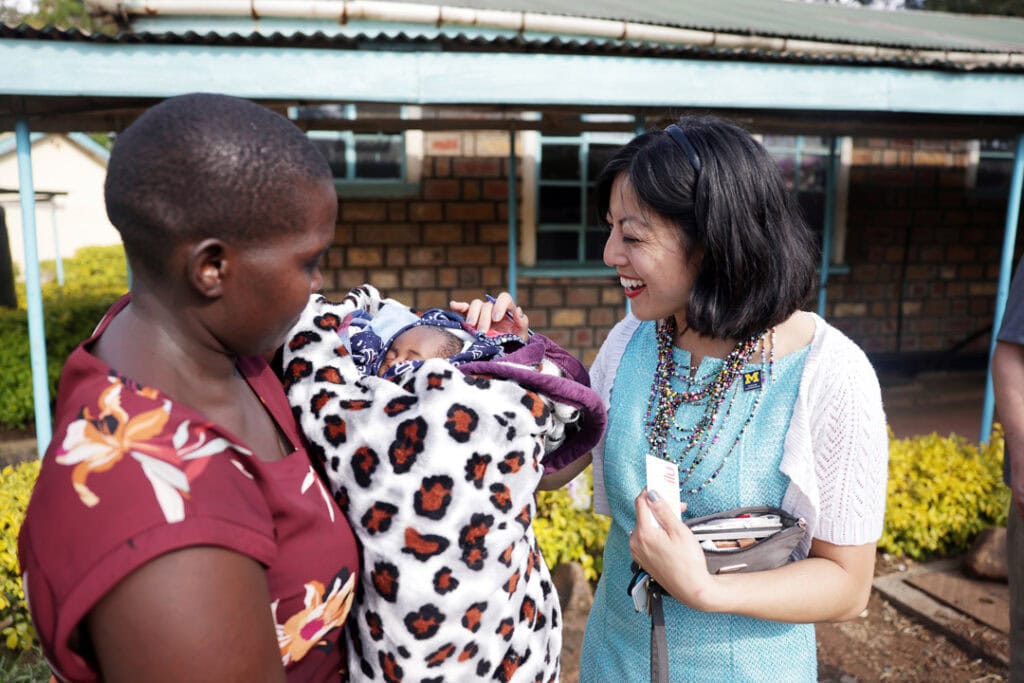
[379,326,454,376]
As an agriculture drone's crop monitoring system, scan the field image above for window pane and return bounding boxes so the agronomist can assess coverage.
[798,191,826,237]
[537,230,579,261]
[354,137,403,179]
[798,155,827,192]
[310,136,348,179]
[977,158,1013,191]
[541,144,580,181]
[587,143,621,182]
[539,185,582,224]
[585,229,607,262]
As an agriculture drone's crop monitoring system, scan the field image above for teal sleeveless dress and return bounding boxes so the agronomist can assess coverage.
[579,321,816,682]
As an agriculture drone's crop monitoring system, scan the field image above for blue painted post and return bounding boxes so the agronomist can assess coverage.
[507,129,518,301]
[818,136,840,317]
[16,119,53,456]
[981,133,1024,444]
[51,201,64,286]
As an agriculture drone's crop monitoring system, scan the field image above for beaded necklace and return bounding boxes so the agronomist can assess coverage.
[644,317,775,494]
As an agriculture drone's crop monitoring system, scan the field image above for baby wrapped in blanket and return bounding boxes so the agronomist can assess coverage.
[282,285,606,682]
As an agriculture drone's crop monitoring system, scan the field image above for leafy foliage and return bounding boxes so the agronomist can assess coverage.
[880,426,1010,559]
[0,0,115,33]
[1,245,127,430]
[918,0,1024,16]
[533,468,610,582]
[0,460,39,652]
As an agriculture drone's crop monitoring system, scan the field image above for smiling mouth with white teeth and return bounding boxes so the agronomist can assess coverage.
[619,276,646,298]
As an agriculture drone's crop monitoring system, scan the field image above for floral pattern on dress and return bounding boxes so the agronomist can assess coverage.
[55,374,254,522]
[273,568,356,666]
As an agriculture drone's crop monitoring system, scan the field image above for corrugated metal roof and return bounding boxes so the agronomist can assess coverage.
[353,0,1024,52]
[2,22,1022,73]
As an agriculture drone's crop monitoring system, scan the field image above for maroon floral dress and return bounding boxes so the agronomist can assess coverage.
[18,297,359,681]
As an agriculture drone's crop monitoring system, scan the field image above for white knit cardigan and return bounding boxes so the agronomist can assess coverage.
[590,312,890,557]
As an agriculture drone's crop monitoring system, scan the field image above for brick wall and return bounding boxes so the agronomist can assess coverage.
[323,136,1017,373]
[825,138,1012,370]
[323,153,624,367]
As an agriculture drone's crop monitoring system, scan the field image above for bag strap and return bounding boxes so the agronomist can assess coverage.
[650,585,669,683]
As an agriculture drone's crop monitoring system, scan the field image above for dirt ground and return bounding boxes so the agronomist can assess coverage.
[816,554,1008,683]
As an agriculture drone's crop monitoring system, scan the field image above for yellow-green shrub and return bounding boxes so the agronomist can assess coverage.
[1,460,39,652]
[1,245,127,430]
[534,467,610,582]
[880,426,1010,560]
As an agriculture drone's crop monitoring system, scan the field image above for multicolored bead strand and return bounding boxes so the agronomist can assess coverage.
[644,317,775,495]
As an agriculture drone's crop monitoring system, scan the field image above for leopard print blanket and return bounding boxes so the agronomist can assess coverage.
[282,289,606,682]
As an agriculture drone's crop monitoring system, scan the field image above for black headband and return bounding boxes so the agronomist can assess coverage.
[665,124,702,175]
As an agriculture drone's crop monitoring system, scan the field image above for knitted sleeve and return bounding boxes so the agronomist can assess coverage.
[801,323,889,546]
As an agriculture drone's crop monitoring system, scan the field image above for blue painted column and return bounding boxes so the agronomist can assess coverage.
[507,129,518,301]
[981,133,1024,444]
[818,136,840,317]
[16,119,52,456]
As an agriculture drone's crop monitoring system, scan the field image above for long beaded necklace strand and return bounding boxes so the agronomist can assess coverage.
[644,317,775,494]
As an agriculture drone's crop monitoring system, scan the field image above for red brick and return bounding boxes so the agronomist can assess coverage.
[424,224,464,244]
[449,245,492,265]
[572,328,594,347]
[410,202,444,222]
[438,268,458,287]
[458,267,481,287]
[348,247,384,267]
[341,203,388,222]
[481,223,509,244]
[446,203,495,221]
[409,246,446,266]
[566,288,599,306]
[326,246,346,269]
[453,158,501,178]
[482,180,509,200]
[533,288,564,306]
[388,203,407,222]
[433,157,451,177]
[386,247,407,267]
[588,307,615,327]
[904,265,934,281]
[545,329,571,347]
[354,224,420,244]
[481,267,505,287]
[422,179,461,200]
[403,268,437,288]
[462,180,481,200]
[367,268,400,290]
[333,225,354,245]
[416,289,450,310]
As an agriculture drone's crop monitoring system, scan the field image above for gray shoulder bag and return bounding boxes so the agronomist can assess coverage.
[629,506,808,682]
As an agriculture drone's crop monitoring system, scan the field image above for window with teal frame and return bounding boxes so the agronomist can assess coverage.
[974,138,1016,198]
[296,104,407,184]
[762,134,832,241]
[536,132,632,267]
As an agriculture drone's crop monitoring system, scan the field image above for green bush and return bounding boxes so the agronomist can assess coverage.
[880,425,1010,560]
[534,467,610,583]
[1,460,39,652]
[1,245,127,430]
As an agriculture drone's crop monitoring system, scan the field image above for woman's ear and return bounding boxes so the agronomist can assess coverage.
[187,238,229,299]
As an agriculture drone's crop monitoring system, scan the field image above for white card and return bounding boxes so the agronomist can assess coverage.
[645,455,682,528]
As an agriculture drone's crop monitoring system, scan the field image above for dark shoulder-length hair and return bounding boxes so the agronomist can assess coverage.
[596,115,818,340]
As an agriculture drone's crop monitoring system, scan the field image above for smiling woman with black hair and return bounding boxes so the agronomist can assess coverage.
[531,115,890,682]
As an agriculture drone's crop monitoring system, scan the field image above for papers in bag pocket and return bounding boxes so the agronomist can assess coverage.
[689,514,783,541]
